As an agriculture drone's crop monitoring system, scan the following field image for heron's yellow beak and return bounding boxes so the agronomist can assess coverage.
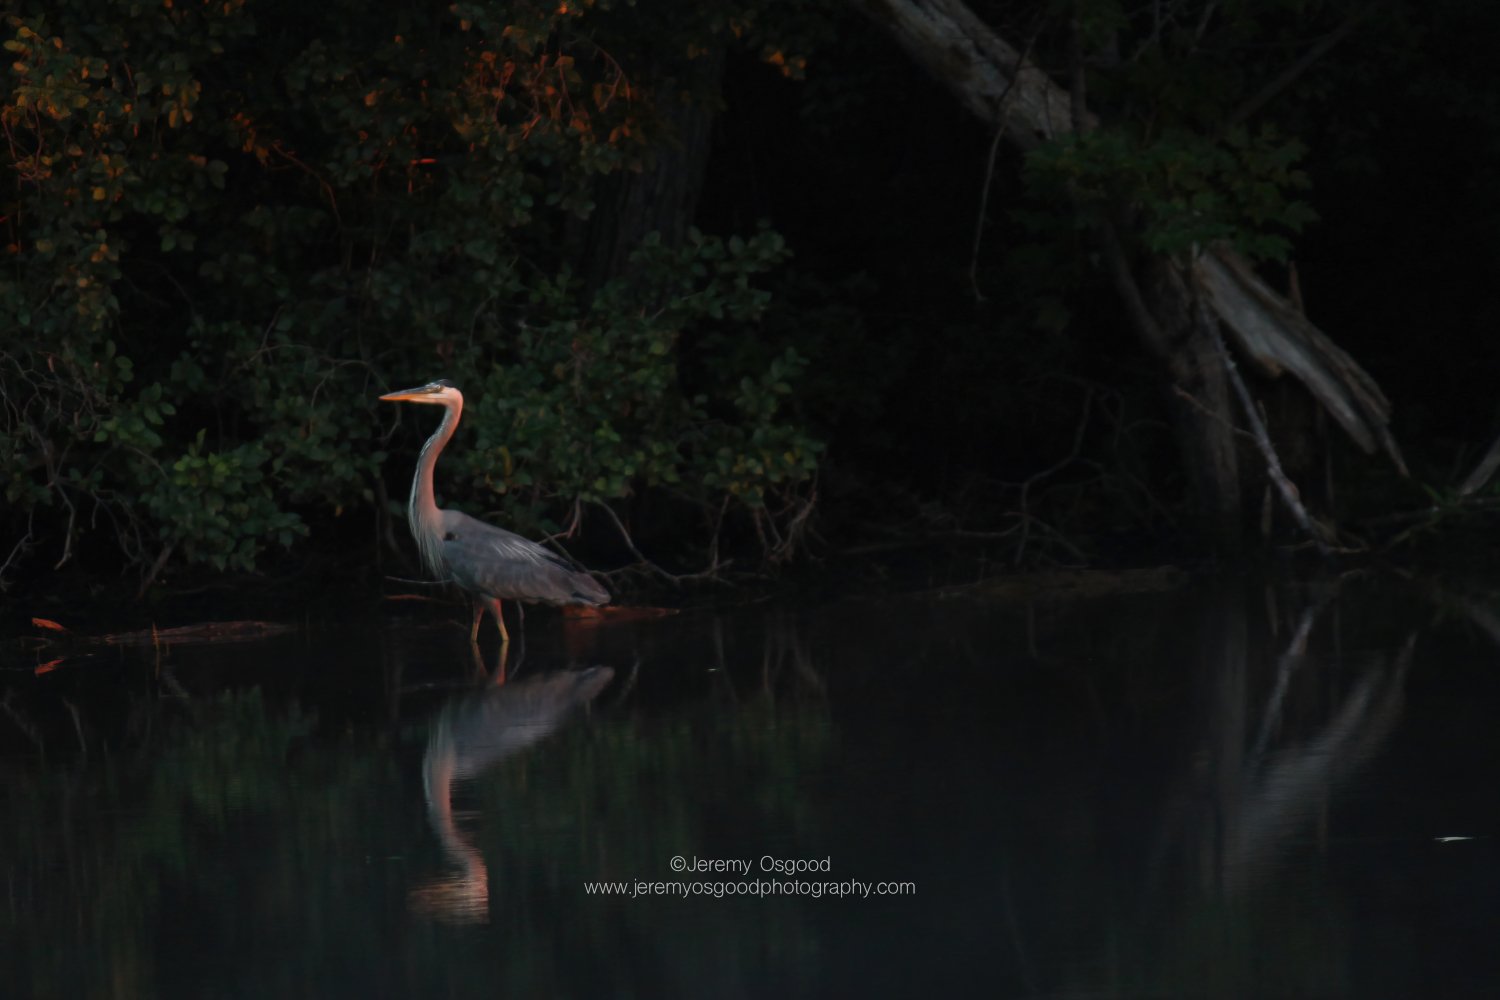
[380,380,451,403]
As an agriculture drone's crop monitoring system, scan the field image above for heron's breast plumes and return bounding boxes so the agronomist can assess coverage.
[409,498,449,582]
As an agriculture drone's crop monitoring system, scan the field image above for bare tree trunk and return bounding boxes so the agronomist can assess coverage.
[585,50,724,288]
[854,0,1404,550]
[1153,262,1245,553]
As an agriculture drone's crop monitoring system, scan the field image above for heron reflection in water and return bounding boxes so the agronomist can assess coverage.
[380,380,609,644]
[409,666,615,923]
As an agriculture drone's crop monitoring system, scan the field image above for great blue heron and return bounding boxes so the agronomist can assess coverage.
[380,379,609,643]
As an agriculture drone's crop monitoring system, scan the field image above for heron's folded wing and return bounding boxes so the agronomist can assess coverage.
[439,511,605,604]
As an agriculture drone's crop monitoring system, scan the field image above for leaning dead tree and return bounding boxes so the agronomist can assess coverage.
[854,0,1406,552]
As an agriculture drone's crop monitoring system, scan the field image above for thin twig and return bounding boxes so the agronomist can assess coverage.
[968,33,1037,301]
[1225,10,1368,130]
[1171,385,1257,442]
[1190,0,1221,51]
[1210,319,1335,553]
[969,122,1008,303]
[0,509,36,589]
[592,500,729,584]
[1015,387,1092,566]
[136,542,175,598]
[51,486,76,570]
[1100,221,1172,358]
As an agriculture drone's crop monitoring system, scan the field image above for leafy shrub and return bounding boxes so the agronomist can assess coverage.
[0,1,821,587]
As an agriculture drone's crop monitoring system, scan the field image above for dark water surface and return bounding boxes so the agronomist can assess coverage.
[4,575,1500,998]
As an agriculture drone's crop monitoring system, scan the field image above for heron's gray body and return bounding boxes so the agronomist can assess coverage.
[382,379,608,640]
[434,508,609,607]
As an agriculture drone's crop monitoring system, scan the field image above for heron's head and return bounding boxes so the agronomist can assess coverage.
[379,379,463,406]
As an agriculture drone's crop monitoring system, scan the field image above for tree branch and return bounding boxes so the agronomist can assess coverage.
[851,0,1089,145]
[863,0,1406,477]
[592,499,731,584]
[1210,317,1336,553]
[1225,11,1369,130]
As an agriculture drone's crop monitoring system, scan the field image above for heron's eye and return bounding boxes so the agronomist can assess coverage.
[443,532,457,541]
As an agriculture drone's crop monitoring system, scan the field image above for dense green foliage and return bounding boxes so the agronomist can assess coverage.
[1,0,821,586]
[1020,0,1348,265]
[1027,124,1316,263]
[7,0,1500,585]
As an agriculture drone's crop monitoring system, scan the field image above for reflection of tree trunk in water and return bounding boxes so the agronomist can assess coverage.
[1225,642,1408,888]
[585,50,724,289]
[1202,582,1249,891]
[1153,584,1411,895]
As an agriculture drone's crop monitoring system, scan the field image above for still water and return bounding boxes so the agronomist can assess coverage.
[3,573,1499,997]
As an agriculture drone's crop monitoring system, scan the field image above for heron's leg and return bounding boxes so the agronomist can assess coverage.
[468,597,484,644]
[493,641,509,686]
[483,595,509,644]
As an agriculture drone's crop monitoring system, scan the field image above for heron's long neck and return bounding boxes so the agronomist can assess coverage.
[409,397,461,576]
